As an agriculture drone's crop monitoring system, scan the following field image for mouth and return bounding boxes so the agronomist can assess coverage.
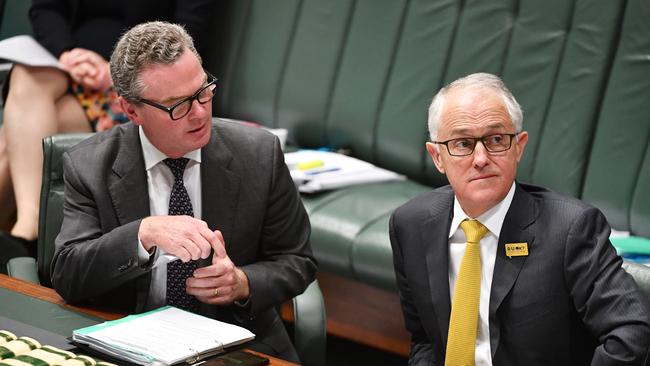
[187,120,208,134]
[469,174,497,182]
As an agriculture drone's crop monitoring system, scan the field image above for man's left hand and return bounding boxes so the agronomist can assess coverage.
[186,231,251,305]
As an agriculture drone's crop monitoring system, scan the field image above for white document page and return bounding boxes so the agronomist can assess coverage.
[0,35,63,69]
[285,150,405,193]
[74,306,255,365]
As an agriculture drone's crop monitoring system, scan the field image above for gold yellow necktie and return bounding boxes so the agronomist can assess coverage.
[445,219,489,366]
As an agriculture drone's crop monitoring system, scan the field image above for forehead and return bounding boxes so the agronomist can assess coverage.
[440,87,514,135]
[138,50,205,100]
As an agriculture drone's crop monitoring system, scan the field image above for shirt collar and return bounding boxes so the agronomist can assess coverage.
[139,126,201,170]
[448,182,517,238]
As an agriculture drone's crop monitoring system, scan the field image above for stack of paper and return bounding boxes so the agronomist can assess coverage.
[72,306,255,366]
[284,150,405,193]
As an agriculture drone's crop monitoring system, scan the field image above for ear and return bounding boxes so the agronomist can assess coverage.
[118,96,144,126]
[514,131,528,163]
[426,142,446,174]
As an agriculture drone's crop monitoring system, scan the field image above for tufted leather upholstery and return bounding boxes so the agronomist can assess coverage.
[204,0,650,291]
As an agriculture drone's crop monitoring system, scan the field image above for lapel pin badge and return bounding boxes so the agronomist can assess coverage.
[505,243,528,258]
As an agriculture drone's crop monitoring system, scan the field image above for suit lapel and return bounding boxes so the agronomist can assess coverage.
[200,124,241,259]
[108,125,150,225]
[489,183,537,357]
[422,190,454,349]
[107,124,150,312]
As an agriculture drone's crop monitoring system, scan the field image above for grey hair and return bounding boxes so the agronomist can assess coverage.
[110,21,202,102]
[427,73,523,141]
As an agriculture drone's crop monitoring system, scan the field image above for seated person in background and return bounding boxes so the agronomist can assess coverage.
[0,0,216,273]
[50,21,316,363]
[389,72,650,365]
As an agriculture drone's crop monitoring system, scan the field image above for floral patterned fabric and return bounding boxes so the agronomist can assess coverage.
[71,83,129,132]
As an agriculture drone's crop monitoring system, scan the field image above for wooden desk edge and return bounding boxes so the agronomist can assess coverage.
[0,274,297,366]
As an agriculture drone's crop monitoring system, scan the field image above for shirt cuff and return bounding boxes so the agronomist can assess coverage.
[137,235,156,266]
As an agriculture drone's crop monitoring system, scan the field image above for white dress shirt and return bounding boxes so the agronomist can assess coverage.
[137,126,202,309]
[447,182,516,366]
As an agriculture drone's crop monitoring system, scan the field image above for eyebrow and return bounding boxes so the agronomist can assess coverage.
[158,74,209,105]
[448,122,509,137]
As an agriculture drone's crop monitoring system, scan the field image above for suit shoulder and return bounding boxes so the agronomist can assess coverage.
[213,118,277,145]
[66,123,135,158]
[520,183,592,210]
[519,182,603,223]
[393,185,453,221]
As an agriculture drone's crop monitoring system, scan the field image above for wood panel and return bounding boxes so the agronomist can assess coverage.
[283,272,410,357]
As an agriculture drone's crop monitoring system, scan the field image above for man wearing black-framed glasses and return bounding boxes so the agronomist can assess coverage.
[51,21,316,364]
[390,73,650,365]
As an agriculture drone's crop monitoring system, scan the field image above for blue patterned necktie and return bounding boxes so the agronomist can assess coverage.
[163,157,198,311]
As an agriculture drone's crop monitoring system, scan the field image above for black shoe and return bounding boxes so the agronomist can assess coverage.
[0,231,37,274]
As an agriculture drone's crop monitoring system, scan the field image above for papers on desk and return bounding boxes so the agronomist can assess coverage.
[72,306,255,365]
[285,150,405,193]
[0,35,64,70]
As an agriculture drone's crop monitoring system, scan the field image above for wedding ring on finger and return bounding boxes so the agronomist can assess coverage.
[214,287,219,296]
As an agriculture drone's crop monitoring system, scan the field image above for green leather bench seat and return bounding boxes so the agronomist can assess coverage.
[303,181,429,291]
[207,0,650,292]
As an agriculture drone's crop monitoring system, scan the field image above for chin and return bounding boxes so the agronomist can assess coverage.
[189,122,211,146]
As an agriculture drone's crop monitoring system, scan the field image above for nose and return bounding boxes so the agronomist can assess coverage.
[472,141,490,168]
[188,97,210,119]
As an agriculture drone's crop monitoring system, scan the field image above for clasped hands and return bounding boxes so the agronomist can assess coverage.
[59,48,112,91]
[140,215,251,306]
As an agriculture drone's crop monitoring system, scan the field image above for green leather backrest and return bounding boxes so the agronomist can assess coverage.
[38,134,92,287]
[208,0,628,193]
[0,0,32,39]
[581,0,650,236]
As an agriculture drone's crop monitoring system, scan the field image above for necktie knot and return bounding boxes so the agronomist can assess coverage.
[460,219,489,244]
[164,158,189,181]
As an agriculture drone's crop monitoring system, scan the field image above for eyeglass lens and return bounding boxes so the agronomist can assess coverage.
[171,83,217,120]
[448,134,513,156]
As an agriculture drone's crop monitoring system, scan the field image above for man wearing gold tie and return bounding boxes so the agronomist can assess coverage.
[389,73,650,365]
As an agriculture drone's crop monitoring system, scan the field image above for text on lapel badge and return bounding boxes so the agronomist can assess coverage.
[505,243,528,258]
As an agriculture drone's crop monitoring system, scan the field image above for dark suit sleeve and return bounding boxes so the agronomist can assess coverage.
[29,0,74,57]
[564,207,650,365]
[390,212,437,366]
[239,137,317,316]
[51,152,148,304]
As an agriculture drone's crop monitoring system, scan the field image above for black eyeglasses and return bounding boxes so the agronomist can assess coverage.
[137,72,218,120]
[433,133,519,157]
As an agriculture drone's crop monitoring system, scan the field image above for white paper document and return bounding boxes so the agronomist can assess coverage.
[0,35,63,69]
[73,306,255,365]
[285,150,405,193]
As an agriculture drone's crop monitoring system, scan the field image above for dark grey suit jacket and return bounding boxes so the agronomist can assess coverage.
[390,183,650,365]
[51,120,317,361]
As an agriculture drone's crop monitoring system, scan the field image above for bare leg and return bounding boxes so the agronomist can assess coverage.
[3,65,90,240]
[0,127,16,229]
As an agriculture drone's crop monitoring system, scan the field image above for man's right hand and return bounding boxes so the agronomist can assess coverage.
[138,216,218,262]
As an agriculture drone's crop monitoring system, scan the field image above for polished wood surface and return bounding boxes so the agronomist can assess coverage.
[281,272,410,356]
[317,272,410,356]
[0,274,297,366]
